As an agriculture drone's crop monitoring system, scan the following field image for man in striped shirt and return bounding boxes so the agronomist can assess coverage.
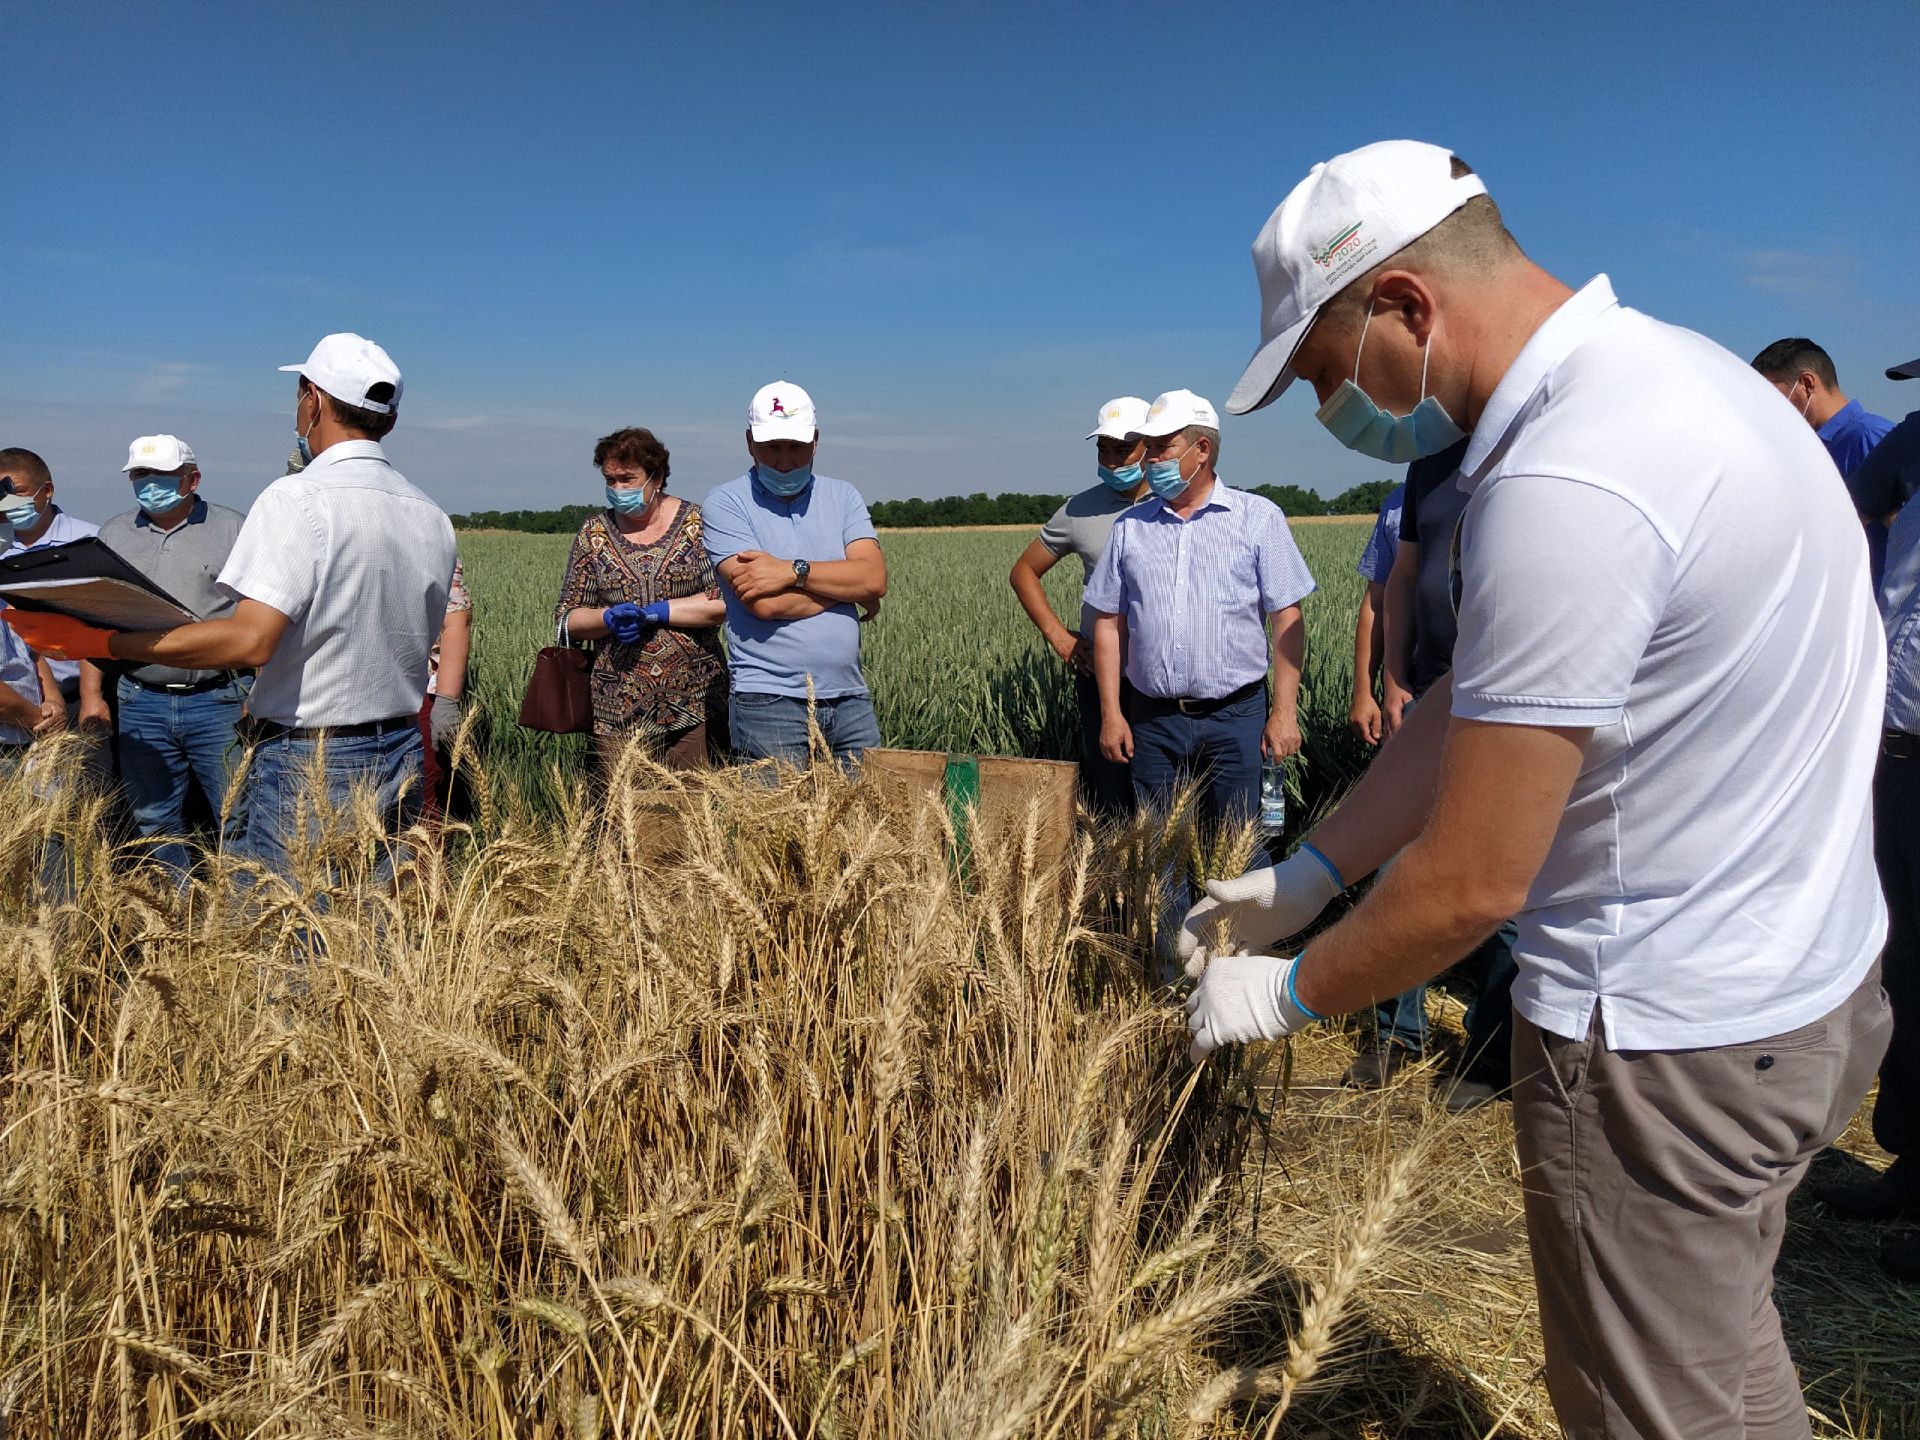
[1084,388,1316,835]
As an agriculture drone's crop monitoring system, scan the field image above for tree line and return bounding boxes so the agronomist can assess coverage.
[450,480,1397,533]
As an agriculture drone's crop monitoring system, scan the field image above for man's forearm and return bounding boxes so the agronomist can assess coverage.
[80,661,105,707]
[1352,589,1379,700]
[1093,617,1124,717]
[1382,547,1418,692]
[1011,561,1076,654]
[800,556,887,605]
[108,617,274,670]
[1269,608,1305,716]
[0,686,38,729]
[752,591,833,620]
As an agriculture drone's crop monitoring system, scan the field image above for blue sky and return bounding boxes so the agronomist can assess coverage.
[6,0,1917,523]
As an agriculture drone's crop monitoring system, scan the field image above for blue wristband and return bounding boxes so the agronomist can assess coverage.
[640,600,671,625]
[1298,841,1346,891]
[1286,950,1328,1022]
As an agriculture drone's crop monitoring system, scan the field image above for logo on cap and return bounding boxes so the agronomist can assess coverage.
[770,397,789,416]
[1311,222,1366,270]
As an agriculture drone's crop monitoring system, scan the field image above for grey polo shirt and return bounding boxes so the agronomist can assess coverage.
[1038,483,1138,638]
[96,497,246,685]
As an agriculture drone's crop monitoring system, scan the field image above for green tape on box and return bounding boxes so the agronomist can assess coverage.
[944,755,979,853]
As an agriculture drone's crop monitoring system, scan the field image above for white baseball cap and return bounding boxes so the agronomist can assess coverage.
[1135,389,1221,438]
[749,381,818,442]
[1226,140,1487,416]
[121,434,196,473]
[1086,396,1151,441]
[278,332,404,414]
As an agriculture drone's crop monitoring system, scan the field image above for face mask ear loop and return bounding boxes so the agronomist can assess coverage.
[1352,302,1375,382]
[1419,320,1433,404]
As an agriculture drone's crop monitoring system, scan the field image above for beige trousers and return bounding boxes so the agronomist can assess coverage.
[1513,966,1890,1440]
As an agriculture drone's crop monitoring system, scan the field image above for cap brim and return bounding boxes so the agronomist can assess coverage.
[1086,426,1132,441]
[750,419,816,443]
[1224,309,1318,416]
[1888,356,1920,381]
[277,363,306,374]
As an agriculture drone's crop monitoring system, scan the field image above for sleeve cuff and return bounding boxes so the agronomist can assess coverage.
[1451,689,1624,728]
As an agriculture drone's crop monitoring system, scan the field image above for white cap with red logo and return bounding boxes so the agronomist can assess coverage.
[1227,140,1486,416]
[121,434,197,473]
[278,332,405,414]
[748,381,818,442]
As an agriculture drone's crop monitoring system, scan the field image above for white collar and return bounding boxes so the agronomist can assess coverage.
[301,439,392,472]
[1461,275,1620,483]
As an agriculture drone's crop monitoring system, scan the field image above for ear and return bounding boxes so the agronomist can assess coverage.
[1369,270,1439,345]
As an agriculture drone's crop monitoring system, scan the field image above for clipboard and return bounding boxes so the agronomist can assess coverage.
[0,537,200,630]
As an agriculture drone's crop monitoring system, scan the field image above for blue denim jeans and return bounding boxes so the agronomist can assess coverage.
[1374,922,1519,1070]
[1130,687,1266,980]
[115,675,250,876]
[233,721,425,881]
[729,691,880,767]
[1128,687,1265,829]
[1074,671,1135,819]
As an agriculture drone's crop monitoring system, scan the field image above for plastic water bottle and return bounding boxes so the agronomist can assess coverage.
[1259,760,1287,838]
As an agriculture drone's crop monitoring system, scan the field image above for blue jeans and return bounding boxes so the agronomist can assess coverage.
[1074,671,1135,819]
[115,675,250,876]
[1128,687,1265,829]
[233,721,425,881]
[1130,687,1266,979]
[729,691,880,767]
[1374,922,1519,1070]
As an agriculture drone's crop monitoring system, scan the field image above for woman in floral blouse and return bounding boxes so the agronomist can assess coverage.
[554,428,728,770]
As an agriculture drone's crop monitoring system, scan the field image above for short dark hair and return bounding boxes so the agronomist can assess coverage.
[592,427,671,486]
[1751,338,1838,389]
[311,379,399,439]
[0,447,52,496]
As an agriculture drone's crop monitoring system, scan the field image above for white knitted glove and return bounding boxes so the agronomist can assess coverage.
[1184,953,1323,1062]
[1177,844,1345,977]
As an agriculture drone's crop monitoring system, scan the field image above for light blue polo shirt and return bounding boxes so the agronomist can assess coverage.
[701,469,879,698]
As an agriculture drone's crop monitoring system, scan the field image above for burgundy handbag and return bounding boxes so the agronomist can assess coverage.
[517,618,593,734]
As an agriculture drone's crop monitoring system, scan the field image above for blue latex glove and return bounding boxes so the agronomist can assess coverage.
[604,602,645,644]
[640,600,671,627]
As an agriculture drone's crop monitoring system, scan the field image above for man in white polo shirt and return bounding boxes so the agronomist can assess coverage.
[1180,142,1890,1439]
[4,334,456,880]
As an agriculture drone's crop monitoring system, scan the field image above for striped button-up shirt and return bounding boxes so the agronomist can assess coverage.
[4,506,100,693]
[1084,480,1315,700]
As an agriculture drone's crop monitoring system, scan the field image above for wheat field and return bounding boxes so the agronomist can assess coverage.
[0,519,1913,1438]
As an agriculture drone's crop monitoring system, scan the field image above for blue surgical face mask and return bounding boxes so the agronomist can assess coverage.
[755,460,813,498]
[606,483,652,516]
[1,495,41,530]
[134,478,189,516]
[294,388,318,465]
[1315,306,1466,464]
[1144,456,1188,501]
[1097,462,1142,493]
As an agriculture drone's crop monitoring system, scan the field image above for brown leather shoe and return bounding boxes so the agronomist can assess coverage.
[1811,1161,1920,1222]
[1883,1232,1920,1285]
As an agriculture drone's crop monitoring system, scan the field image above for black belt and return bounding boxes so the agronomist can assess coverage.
[125,672,246,696]
[243,713,417,744]
[1134,678,1265,718]
[1886,729,1920,760]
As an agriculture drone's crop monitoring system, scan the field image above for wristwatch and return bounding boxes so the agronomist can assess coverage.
[791,558,810,587]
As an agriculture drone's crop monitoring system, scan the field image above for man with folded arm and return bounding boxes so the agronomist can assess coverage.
[1181,141,1890,1440]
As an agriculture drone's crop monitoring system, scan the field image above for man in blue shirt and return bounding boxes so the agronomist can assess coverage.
[1348,483,1402,746]
[1086,388,1316,830]
[701,381,888,766]
[1753,338,1896,576]
[1814,356,1920,1284]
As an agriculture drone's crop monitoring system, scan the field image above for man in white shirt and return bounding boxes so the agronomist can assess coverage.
[1181,141,1890,1440]
[4,335,456,881]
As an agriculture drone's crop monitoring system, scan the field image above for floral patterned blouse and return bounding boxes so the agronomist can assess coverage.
[553,503,727,737]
